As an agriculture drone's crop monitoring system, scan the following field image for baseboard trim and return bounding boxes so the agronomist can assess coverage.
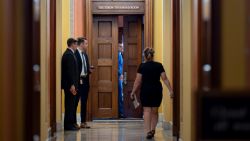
[178,138,183,141]
[56,122,63,132]
[162,120,172,130]
[47,127,52,139]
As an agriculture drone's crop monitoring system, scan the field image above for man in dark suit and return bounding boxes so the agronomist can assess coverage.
[74,37,93,128]
[61,38,79,131]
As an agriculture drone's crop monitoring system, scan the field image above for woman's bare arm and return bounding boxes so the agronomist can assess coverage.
[161,72,174,98]
[130,73,142,98]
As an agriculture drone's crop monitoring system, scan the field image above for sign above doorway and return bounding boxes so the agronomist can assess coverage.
[92,0,144,2]
[92,1,145,14]
[97,5,140,10]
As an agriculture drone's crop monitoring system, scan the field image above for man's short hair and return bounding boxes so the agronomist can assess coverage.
[77,37,87,45]
[67,38,77,47]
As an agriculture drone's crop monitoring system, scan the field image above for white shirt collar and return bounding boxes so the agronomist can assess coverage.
[77,48,83,54]
[68,47,74,53]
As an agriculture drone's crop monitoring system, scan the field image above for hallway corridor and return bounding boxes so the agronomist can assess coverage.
[49,121,176,141]
[2,0,250,140]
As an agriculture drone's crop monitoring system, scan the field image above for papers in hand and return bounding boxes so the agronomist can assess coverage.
[131,95,140,109]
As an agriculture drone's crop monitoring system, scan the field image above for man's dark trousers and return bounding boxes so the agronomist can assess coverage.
[64,89,77,128]
[75,77,89,123]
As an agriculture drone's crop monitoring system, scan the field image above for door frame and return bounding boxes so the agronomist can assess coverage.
[84,0,153,120]
[49,0,57,135]
[247,0,250,87]
[172,0,180,137]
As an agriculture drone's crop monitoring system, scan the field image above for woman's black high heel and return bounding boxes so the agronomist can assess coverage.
[146,131,153,139]
[151,130,155,137]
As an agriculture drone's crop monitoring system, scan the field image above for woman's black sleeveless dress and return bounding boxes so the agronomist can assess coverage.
[137,61,165,107]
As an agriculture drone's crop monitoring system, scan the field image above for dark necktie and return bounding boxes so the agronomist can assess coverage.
[73,54,77,63]
[82,52,87,75]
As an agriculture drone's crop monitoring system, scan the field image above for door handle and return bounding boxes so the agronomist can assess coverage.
[123,71,127,86]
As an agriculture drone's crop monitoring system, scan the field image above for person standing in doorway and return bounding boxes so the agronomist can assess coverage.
[61,38,79,131]
[75,37,93,128]
[118,43,125,118]
[130,47,174,139]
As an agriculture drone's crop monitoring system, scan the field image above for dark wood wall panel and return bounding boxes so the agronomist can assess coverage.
[49,0,57,135]
[172,0,180,137]
[246,0,250,88]
[0,0,41,140]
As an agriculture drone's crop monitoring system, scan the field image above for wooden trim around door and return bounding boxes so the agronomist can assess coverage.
[145,0,153,48]
[49,0,57,135]
[24,0,41,140]
[85,0,153,121]
[83,0,86,36]
[193,0,201,140]
[211,0,221,89]
[246,0,250,88]
[1,1,18,140]
[195,0,222,140]
[86,0,93,121]
[172,0,180,137]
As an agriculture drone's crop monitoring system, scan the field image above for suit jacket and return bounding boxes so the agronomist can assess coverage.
[61,48,79,90]
[75,49,90,86]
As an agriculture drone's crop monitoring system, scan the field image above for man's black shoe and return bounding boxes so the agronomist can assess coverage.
[119,114,126,118]
[64,125,79,131]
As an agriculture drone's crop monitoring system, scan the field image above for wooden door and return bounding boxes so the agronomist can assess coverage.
[123,16,143,118]
[92,16,118,118]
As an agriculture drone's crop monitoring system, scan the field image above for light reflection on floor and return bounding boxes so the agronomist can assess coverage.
[49,121,176,141]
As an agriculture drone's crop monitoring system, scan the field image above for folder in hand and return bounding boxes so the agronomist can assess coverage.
[131,95,140,109]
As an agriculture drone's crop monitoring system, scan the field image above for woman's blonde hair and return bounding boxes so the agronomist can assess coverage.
[143,47,154,61]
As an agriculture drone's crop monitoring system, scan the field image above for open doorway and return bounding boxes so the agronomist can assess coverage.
[91,15,144,119]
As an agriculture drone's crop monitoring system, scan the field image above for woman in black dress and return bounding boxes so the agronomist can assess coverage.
[130,47,174,139]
